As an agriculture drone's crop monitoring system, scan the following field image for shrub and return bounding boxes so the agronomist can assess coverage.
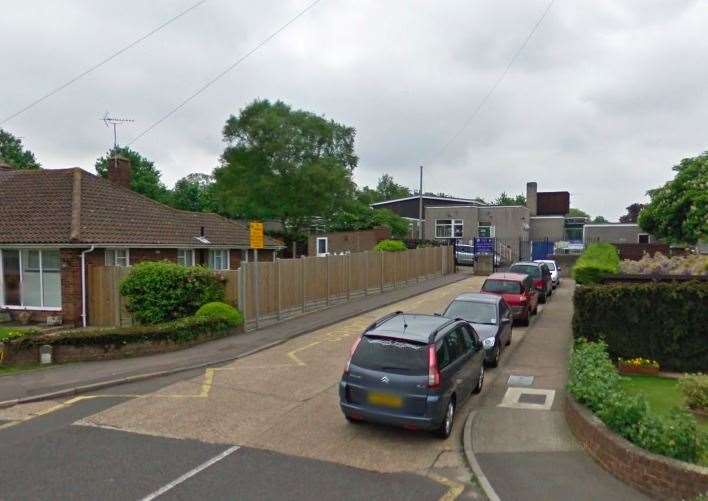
[120,261,225,324]
[572,243,620,284]
[0,328,41,343]
[374,239,407,252]
[568,340,706,464]
[9,315,233,349]
[620,252,708,276]
[679,373,708,411]
[572,281,708,372]
[195,302,243,327]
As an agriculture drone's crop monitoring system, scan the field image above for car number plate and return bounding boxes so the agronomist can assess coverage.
[367,392,403,408]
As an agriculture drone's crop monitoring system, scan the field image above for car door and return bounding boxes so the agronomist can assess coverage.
[460,324,483,394]
[499,301,512,344]
[439,327,470,399]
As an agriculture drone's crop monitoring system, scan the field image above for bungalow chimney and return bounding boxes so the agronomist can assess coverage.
[107,155,132,189]
[526,181,538,216]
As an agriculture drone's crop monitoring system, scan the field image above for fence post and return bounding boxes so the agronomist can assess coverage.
[300,256,306,313]
[254,249,260,329]
[239,265,248,330]
[326,254,330,306]
[347,253,351,301]
[276,258,281,321]
[441,246,445,276]
[364,251,369,296]
[379,252,384,293]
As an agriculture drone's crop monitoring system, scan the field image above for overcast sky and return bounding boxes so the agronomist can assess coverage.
[2,0,706,220]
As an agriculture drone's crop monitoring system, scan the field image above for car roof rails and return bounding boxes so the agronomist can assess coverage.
[365,311,404,332]
[428,317,460,341]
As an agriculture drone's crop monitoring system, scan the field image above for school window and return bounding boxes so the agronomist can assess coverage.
[435,219,463,239]
[177,249,195,267]
[478,222,495,238]
[105,248,129,267]
[208,250,229,270]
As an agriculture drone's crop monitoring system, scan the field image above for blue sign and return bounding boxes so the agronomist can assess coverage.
[474,237,494,254]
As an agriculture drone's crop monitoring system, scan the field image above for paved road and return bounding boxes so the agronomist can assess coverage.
[2,276,516,501]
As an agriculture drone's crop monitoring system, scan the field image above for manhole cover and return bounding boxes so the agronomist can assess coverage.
[508,375,534,387]
[518,393,547,405]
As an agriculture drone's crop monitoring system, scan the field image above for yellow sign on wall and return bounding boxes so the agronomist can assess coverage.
[249,222,264,249]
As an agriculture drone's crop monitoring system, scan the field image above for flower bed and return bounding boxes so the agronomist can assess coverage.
[617,357,659,375]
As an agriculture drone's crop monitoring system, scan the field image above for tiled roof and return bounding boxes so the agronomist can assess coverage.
[0,168,282,248]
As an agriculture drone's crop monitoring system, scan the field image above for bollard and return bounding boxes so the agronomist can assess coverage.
[40,344,53,365]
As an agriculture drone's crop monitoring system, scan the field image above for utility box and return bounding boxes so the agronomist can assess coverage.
[474,255,494,276]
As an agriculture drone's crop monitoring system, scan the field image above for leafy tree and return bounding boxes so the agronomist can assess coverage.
[567,208,590,219]
[493,192,526,205]
[213,99,357,242]
[592,216,609,223]
[619,203,645,224]
[0,128,40,169]
[172,173,217,212]
[376,174,411,201]
[371,208,410,239]
[95,146,170,203]
[355,185,380,205]
[639,152,708,244]
[325,201,409,239]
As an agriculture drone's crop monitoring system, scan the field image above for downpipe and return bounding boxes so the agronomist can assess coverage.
[80,246,96,327]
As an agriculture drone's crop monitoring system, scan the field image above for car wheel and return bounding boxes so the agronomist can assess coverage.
[521,311,530,325]
[539,292,547,304]
[436,399,455,439]
[533,303,539,315]
[473,365,485,394]
[548,287,553,297]
[345,415,361,424]
[489,345,500,368]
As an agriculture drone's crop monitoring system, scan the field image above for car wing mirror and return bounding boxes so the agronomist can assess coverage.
[501,317,511,324]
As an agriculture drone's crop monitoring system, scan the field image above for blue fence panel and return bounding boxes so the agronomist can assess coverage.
[531,240,555,261]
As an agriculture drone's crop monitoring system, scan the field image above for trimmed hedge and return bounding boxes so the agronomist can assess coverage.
[572,243,620,284]
[572,281,708,372]
[8,315,234,349]
[120,261,225,324]
[568,340,706,464]
[195,302,243,327]
[374,239,407,252]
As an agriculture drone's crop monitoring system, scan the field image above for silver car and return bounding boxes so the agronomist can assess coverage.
[455,245,475,266]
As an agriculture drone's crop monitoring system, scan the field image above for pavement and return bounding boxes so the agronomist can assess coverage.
[0,271,468,406]
[463,282,649,501]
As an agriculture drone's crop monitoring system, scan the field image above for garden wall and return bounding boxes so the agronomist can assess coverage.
[565,395,708,500]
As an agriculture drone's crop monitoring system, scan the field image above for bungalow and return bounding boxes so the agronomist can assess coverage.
[0,158,282,327]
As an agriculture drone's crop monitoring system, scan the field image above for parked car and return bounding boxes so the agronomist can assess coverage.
[509,261,553,303]
[442,293,512,367]
[339,312,485,438]
[534,259,560,288]
[455,244,475,266]
[480,272,538,326]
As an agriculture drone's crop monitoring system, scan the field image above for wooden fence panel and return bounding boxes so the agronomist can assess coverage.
[88,265,132,327]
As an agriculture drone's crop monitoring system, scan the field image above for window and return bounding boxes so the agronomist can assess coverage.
[105,248,129,267]
[478,222,495,238]
[177,249,195,267]
[435,219,463,239]
[444,327,466,362]
[208,250,229,270]
[0,249,61,309]
[350,336,428,375]
[638,234,650,244]
[482,279,521,294]
[316,237,328,256]
[460,325,475,352]
[436,339,450,369]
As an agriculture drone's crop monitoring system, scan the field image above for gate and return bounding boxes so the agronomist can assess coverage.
[531,240,555,261]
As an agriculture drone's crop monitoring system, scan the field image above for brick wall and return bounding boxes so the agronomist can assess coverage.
[307,228,391,256]
[60,249,82,326]
[564,395,708,500]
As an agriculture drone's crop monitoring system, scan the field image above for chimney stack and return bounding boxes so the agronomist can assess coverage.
[526,182,538,216]
[107,156,132,189]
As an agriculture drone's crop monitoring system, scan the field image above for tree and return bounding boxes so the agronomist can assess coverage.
[172,173,217,212]
[493,192,526,205]
[619,203,645,223]
[0,128,40,169]
[567,208,590,219]
[639,152,708,244]
[375,174,411,201]
[95,146,170,203]
[213,99,357,241]
[326,201,409,239]
[591,216,608,223]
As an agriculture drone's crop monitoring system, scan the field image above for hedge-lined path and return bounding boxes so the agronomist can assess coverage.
[465,281,649,501]
[0,271,470,407]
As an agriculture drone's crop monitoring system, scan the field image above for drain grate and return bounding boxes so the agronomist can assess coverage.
[508,375,534,387]
[518,393,547,405]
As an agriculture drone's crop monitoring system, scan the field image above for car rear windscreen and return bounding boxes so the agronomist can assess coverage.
[351,336,428,375]
[543,262,556,270]
[482,279,521,294]
[509,264,541,278]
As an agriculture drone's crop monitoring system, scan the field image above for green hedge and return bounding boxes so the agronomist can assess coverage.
[572,243,620,284]
[374,239,407,252]
[572,281,708,372]
[195,302,243,327]
[9,315,234,349]
[568,340,706,464]
[120,261,225,324]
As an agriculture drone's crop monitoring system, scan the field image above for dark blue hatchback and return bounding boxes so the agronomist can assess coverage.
[339,312,485,438]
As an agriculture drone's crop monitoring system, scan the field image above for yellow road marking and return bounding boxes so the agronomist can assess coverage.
[200,368,215,397]
[287,341,321,366]
[428,473,464,501]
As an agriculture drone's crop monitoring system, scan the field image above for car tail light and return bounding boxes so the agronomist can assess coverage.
[533,279,544,289]
[519,295,527,303]
[344,336,362,374]
[428,345,440,388]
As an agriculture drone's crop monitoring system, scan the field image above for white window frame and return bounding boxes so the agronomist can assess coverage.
[208,250,229,271]
[637,233,650,244]
[435,219,463,239]
[0,248,62,311]
[316,237,328,257]
[177,249,195,267]
[478,222,496,238]
[105,248,130,267]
